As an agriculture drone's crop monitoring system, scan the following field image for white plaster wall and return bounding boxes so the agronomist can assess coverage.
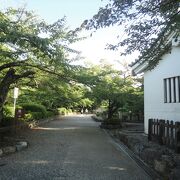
[144,46,180,133]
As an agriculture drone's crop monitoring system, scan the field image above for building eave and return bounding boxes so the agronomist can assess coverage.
[132,61,148,75]
[131,31,179,75]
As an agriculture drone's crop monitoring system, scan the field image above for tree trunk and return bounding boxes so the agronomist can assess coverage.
[0,68,34,125]
[107,107,113,120]
[0,69,16,125]
[107,99,119,120]
[107,99,113,120]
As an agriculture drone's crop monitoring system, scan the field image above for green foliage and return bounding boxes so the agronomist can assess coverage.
[17,73,93,113]
[57,107,73,115]
[82,0,179,69]
[58,107,67,115]
[23,110,54,122]
[24,113,33,121]
[83,62,144,120]
[46,111,56,117]
[23,112,48,121]
[66,109,73,114]
[0,6,147,126]
[0,7,81,124]
[21,103,47,119]
[79,98,93,108]
[21,103,46,113]
[31,112,45,120]
[3,106,14,117]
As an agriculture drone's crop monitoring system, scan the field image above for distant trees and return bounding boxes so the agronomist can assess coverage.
[17,75,93,113]
[78,62,144,120]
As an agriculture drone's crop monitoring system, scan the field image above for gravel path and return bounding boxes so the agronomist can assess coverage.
[0,115,152,180]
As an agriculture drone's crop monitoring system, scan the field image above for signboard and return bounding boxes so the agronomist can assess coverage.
[13,87,19,99]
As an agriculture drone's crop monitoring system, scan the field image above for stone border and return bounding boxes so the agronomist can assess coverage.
[110,129,180,179]
[0,115,59,157]
[28,115,60,129]
[105,130,161,180]
[0,141,28,157]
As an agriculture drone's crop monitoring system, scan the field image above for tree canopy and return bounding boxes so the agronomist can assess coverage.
[78,62,144,120]
[0,7,81,123]
[0,6,146,125]
[82,0,180,69]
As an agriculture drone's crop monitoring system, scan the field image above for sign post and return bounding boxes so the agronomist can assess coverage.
[13,87,19,116]
[13,87,19,133]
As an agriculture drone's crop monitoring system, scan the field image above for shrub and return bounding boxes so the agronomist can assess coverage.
[24,113,33,121]
[58,107,67,115]
[20,103,48,121]
[58,108,72,115]
[22,112,46,121]
[3,106,14,117]
[46,111,54,118]
[21,103,47,117]
[67,109,72,114]
[47,109,59,115]
[31,112,44,120]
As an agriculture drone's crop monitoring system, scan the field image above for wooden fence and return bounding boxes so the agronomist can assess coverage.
[148,119,180,153]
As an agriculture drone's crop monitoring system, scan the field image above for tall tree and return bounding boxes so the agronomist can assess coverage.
[0,7,80,124]
[82,0,180,69]
[17,75,93,112]
[80,62,142,120]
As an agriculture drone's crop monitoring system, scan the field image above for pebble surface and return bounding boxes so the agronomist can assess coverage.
[0,115,151,180]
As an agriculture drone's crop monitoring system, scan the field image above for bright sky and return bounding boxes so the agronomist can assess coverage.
[1,0,137,69]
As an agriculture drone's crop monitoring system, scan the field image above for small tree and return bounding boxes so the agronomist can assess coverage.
[81,63,138,120]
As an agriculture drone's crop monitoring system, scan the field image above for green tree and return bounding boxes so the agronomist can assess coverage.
[95,75,132,119]
[16,74,93,113]
[80,63,132,119]
[0,7,80,124]
[78,61,144,120]
[82,0,180,69]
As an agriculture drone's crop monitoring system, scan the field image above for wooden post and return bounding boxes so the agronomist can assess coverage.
[170,121,174,148]
[153,119,156,135]
[175,122,180,153]
[157,120,159,136]
[148,119,152,141]
[155,119,157,134]
[167,120,170,146]
[159,120,165,145]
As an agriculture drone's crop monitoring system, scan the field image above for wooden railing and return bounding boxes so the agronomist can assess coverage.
[148,119,180,153]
